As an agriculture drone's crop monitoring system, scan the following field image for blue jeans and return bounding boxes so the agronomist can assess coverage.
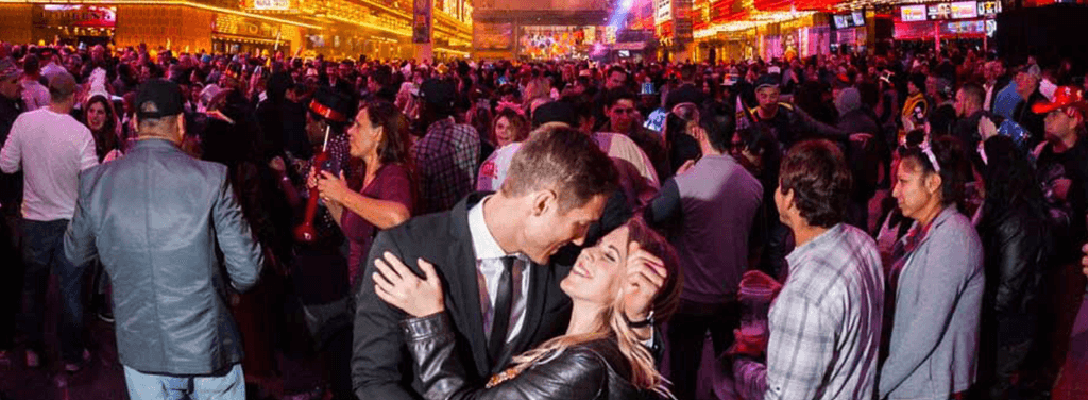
[123,364,245,400]
[17,218,87,363]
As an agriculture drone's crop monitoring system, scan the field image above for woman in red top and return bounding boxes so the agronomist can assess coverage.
[317,100,414,285]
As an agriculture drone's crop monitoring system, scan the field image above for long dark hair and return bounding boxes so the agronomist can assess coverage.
[980,135,1048,222]
[359,100,411,167]
[899,135,971,213]
[84,95,119,161]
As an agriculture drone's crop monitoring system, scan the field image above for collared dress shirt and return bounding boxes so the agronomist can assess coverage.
[468,197,530,343]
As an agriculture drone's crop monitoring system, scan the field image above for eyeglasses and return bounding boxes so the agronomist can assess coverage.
[612,108,634,115]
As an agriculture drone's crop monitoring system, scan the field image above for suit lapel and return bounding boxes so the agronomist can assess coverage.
[442,194,491,377]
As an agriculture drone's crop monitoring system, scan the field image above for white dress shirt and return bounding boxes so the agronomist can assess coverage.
[0,108,98,221]
[468,196,531,344]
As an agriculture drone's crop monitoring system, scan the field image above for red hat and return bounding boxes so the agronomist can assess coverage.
[1033,86,1088,117]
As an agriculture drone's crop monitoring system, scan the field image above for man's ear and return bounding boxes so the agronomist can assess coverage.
[529,188,558,217]
[176,113,187,139]
[782,187,797,215]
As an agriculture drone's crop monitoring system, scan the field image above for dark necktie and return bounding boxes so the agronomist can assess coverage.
[488,255,516,364]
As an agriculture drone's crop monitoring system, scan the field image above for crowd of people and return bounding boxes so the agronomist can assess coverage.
[0,39,1086,400]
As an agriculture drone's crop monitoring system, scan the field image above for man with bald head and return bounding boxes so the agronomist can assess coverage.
[65,79,262,399]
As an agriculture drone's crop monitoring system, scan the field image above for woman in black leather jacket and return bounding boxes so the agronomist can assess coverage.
[374,219,681,400]
[975,135,1052,399]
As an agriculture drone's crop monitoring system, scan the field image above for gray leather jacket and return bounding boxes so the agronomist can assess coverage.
[65,138,262,375]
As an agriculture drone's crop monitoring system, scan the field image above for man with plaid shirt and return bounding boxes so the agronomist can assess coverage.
[732,139,885,400]
[412,79,480,214]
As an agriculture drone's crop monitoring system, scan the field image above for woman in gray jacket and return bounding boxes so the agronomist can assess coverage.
[881,136,984,400]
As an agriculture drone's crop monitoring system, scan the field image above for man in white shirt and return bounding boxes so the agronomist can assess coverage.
[0,70,98,371]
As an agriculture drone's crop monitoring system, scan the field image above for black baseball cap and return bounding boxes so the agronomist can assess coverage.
[755,74,781,90]
[417,78,456,114]
[531,101,579,128]
[136,79,185,119]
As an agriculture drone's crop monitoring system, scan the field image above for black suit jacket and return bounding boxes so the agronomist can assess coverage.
[352,193,574,400]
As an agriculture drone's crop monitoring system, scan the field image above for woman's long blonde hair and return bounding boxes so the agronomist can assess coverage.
[507,219,682,398]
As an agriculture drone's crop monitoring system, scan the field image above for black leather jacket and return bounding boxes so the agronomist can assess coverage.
[978,203,1048,324]
[402,313,651,400]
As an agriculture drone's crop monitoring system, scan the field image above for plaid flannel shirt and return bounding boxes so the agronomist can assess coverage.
[735,223,885,400]
[412,118,480,214]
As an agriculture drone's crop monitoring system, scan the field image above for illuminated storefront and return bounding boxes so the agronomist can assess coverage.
[472,0,610,60]
[693,0,827,63]
[32,4,115,47]
[0,0,471,61]
[696,13,824,62]
[894,1,999,48]
[830,10,866,52]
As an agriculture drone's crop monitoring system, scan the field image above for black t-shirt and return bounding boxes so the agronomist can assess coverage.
[1037,137,1088,260]
[930,103,957,137]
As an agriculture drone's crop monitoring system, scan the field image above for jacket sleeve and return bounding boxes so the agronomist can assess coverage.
[643,178,682,234]
[211,169,263,292]
[879,225,983,397]
[403,313,609,400]
[795,108,850,142]
[64,168,99,267]
[352,231,423,400]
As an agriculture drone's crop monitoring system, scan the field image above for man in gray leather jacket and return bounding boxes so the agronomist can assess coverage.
[64,79,263,400]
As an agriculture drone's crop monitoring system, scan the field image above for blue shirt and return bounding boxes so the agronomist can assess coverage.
[993,81,1020,120]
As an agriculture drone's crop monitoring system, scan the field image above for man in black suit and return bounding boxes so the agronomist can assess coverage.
[352,127,667,399]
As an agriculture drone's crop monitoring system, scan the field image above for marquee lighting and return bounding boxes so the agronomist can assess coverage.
[325,14,411,36]
[694,10,815,37]
[832,0,943,11]
[0,0,323,29]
